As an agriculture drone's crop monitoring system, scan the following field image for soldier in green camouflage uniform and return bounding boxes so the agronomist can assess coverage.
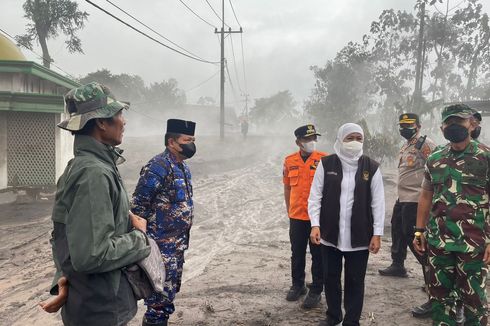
[413,104,490,326]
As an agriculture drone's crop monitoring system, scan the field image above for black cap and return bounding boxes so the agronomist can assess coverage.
[294,124,320,138]
[399,113,420,124]
[473,110,482,122]
[166,119,196,136]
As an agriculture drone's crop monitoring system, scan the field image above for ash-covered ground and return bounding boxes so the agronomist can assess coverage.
[0,134,445,325]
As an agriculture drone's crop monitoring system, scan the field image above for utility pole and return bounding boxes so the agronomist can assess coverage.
[242,93,250,116]
[215,0,242,140]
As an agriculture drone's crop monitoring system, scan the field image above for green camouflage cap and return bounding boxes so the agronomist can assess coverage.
[441,103,474,123]
[58,82,128,131]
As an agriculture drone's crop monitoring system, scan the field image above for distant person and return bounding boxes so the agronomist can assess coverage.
[413,104,490,325]
[378,113,435,318]
[41,82,151,325]
[309,123,385,326]
[283,124,326,309]
[131,119,196,326]
[471,110,482,142]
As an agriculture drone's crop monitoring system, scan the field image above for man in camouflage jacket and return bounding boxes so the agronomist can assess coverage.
[414,104,490,325]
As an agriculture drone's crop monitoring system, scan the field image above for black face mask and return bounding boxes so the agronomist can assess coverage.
[471,126,481,139]
[443,124,469,143]
[399,127,417,140]
[178,142,196,159]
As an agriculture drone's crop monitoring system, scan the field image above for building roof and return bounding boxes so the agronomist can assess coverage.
[0,60,80,89]
[0,33,26,61]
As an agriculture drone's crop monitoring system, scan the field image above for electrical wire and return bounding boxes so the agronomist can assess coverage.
[185,69,220,92]
[228,0,241,27]
[240,33,248,93]
[85,0,219,64]
[204,0,230,28]
[177,0,217,29]
[224,59,239,104]
[228,34,243,93]
[105,0,209,60]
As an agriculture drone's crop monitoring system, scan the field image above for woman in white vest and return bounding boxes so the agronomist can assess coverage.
[308,123,385,326]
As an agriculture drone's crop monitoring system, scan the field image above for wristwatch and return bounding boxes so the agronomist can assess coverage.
[413,227,425,233]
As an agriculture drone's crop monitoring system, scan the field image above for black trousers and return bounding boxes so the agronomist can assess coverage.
[391,201,429,285]
[289,218,323,294]
[322,246,369,326]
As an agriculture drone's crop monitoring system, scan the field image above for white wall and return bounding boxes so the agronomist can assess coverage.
[0,111,7,189]
[55,113,74,181]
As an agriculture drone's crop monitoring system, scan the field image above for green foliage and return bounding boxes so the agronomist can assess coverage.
[305,0,490,161]
[304,42,375,133]
[249,90,296,126]
[79,69,186,112]
[16,0,89,68]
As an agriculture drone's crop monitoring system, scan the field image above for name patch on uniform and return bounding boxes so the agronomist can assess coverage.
[326,171,337,175]
[362,171,369,181]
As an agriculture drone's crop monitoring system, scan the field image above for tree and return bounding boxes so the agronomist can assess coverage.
[197,96,216,106]
[249,90,296,127]
[304,42,375,133]
[16,0,89,68]
[79,69,186,112]
[451,0,490,99]
[145,79,187,110]
[79,69,146,103]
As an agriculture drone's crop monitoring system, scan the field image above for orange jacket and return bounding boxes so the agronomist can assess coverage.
[283,150,327,220]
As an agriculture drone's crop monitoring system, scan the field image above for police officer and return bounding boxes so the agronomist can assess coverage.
[472,110,482,142]
[413,104,490,325]
[378,113,435,317]
[283,124,326,309]
[131,119,196,326]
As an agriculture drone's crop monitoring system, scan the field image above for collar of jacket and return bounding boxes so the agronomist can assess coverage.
[163,148,180,164]
[442,139,478,157]
[73,135,125,166]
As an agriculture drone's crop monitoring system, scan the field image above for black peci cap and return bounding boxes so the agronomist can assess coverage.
[166,119,196,136]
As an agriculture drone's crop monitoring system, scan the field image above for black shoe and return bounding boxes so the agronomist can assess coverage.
[412,300,432,319]
[301,291,321,309]
[318,318,342,326]
[142,317,168,326]
[286,285,307,301]
[378,264,408,277]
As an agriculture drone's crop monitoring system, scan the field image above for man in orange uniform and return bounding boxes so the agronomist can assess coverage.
[283,124,327,309]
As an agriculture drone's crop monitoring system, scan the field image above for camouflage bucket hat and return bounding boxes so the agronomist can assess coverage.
[441,103,474,123]
[58,82,129,131]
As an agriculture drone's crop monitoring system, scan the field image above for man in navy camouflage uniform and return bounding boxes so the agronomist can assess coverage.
[131,119,196,326]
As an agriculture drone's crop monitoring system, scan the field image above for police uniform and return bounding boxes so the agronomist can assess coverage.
[380,113,435,280]
[283,124,326,299]
[422,105,490,325]
[131,119,195,326]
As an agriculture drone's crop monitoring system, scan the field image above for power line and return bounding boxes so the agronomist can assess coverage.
[204,0,230,28]
[0,27,78,81]
[228,0,241,27]
[105,0,209,61]
[228,34,243,93]
[185,69,220,92]
[224,59,239,103]
[84,0,219,65]
[239,33,248,93]
[177,0,217,29]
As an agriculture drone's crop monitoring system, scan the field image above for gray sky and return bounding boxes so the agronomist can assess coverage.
[3,0,487,109]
